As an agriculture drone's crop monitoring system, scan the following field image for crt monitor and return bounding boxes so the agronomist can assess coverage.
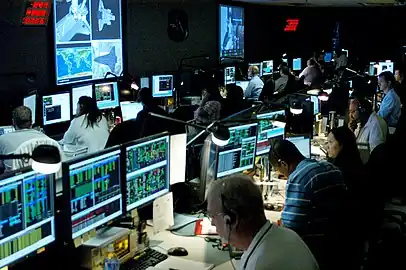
[217,123,258,178]
[95,81,120,110]
[256,110,286,156]
[219,4,244,61]
[124,134,170,212]
[224,66,236,85]
[72,84,93,114]
[23,94,36,125]
[152,75,174,98]
[0,169,55,269]
[120,102,143,122]
[248,63,261,77]
[42,92,71,126]
[286,136,311,158]
[261,60,273,76]
[63,147,122,239]
[307,96,320,115]
[293,58,302,71]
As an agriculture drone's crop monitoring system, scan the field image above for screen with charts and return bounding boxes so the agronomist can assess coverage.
[224,67,236,85]
[307,96,320,115]
[65,148,122,239]
[120,102,143,122]
[236,81,249,92]
[42,93,71,126]
[256,110,286,156]
[95,81,119,109]
[286,136,311,158]
[217,123,258,178]
[293,58,302,71]
[0,170,55,269]
[248,63,261,77]
[152,75,173,98]
[261,60,273,76]
[23,94,36,125]
[54,0,123,85]
[377,61,394,75]
[125,135,170,212]
[140,77,149,89]
[72,84,93,113]
[219,4,244,61]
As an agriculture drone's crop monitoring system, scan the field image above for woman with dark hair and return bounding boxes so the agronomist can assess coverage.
[62,96,109,154]
[194,77,222,124]
[222,84,247,117]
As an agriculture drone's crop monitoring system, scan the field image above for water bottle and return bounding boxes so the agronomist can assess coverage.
[104,244,120,270]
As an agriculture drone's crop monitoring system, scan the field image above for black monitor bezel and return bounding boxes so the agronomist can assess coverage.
[42,90,72,126]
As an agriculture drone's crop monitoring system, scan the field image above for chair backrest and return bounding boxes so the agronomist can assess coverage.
[357,142,371,164]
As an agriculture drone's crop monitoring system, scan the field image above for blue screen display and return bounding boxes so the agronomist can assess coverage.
[324,52,332,63]
[95,81,120,109]
[293,58,302,71]
[219,5,244,61]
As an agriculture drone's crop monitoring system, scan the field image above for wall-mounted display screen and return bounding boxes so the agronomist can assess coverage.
[219,4,244,61]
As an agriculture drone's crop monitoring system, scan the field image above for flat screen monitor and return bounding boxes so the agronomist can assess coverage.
[152,75,174,98]
[42,92,71,126]
[140,77,149,89]
[368,62,376,76]
[236,81,249,92]
[248,63,261,77]
[120,102,143,122]
[261,60,273,76]
[23,94,36,125]
[72,84,93,114]
[219,4,244,61]
[324,52,332,63]
[0,169,55,269]
[286,136,311,158]
[307,96,320,115]
[377,61,394,75]
[217,123,258,178]
[0,126,15,136]
[95,81,120,110]
[256,110,286,156]
[125,135,170,212]
[224,66,236,85]
[54,0,123,85]
[293,58,302,71]
[64,147,122,239]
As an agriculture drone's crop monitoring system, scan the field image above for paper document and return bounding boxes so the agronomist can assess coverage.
[153,192,174,234]
[170,134,187,185]
[155,256,214,270]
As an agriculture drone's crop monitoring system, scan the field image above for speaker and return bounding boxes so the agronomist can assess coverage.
[167,9,189,42]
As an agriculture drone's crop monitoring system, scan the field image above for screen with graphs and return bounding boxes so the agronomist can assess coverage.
[125,136,170,212]
[256,110,286,156]
[0,171,55,269]
[68,149,122,239]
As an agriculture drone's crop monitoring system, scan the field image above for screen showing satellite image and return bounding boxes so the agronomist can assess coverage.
[54,0,123,85]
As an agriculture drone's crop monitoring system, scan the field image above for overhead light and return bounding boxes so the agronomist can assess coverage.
[282,53,287,57]
[130,82,139,90]
[290,101,303,115]
[318,91,329,102]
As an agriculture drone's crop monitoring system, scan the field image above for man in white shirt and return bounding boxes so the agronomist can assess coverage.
[0,106,53,171]
[245,66,264,100]
[206,174,318,270]
[334,50,348,71]
[377,71,402,129]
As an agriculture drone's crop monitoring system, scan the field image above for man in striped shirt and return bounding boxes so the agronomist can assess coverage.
[269,139,352,270]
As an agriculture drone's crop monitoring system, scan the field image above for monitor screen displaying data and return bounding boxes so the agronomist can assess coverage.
[286,136,311,158]
[217,123,258,178]
[23,94,36,125]
[256,110,286,156]
[54,0,123,85]
[72,84,93,113]
[224,67,236,85]
[152,75,173,98]
[95,81,119,109]
[0,170,55,269]
[120,102,143,122]
[125,135,170,212]
[219,5,244,61]
[66,149,122,239]
[324,52,332,63]
[42,93,71,125]
[140,77,149,89]
[293,58,302,71]
[377,61,394,75]
[261,60,273,76]
[308,96,320,115]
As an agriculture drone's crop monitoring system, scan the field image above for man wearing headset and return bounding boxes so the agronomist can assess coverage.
[206,174,318,270]
[269,140,352,270]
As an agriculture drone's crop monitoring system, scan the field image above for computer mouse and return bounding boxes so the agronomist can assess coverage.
[167,247,188,257]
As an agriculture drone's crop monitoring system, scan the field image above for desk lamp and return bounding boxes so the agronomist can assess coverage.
[0,145,61,174]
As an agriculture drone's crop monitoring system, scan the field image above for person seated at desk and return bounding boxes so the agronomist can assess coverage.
[298,58,323,88]
[206,174,319,270]
[245,65,264,100]
[105,87,170,147]
[193,80,222,124]
[222,84,247,118]
[269,140,352,270]
[61,96,109,154]
[377,71,402,129]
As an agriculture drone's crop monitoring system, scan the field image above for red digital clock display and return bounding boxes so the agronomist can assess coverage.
[284,19,300,32]
[21,0,51,26]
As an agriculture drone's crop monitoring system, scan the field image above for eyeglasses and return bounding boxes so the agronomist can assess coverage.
[205,212,224,222]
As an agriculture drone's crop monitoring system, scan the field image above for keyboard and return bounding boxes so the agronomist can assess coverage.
[122,248,168,270]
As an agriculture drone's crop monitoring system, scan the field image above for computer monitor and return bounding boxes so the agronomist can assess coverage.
[307,96,320,115]
[124,134,170,212]
[261,60,273,76]
[377,61,394,75]
[256,110,286,156]
[369,62,376,76]
[72,84,93,114]
[293,58,302,71]
[140,77,150,89]
[95,82,120,110]
[224,66,236,85]
[42,92,71,126]
[152,75,174,98]
[236,81,249,92]
[219,4,244,61]
[0,169,55,269]
[0,126,14,136]
[23,94,36,125]
[216,123,258,178]
[286,136,311,158]
[324,52,332,63]
[248,63,261,77]
[63,147,122,239]
[120,102,143,122]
